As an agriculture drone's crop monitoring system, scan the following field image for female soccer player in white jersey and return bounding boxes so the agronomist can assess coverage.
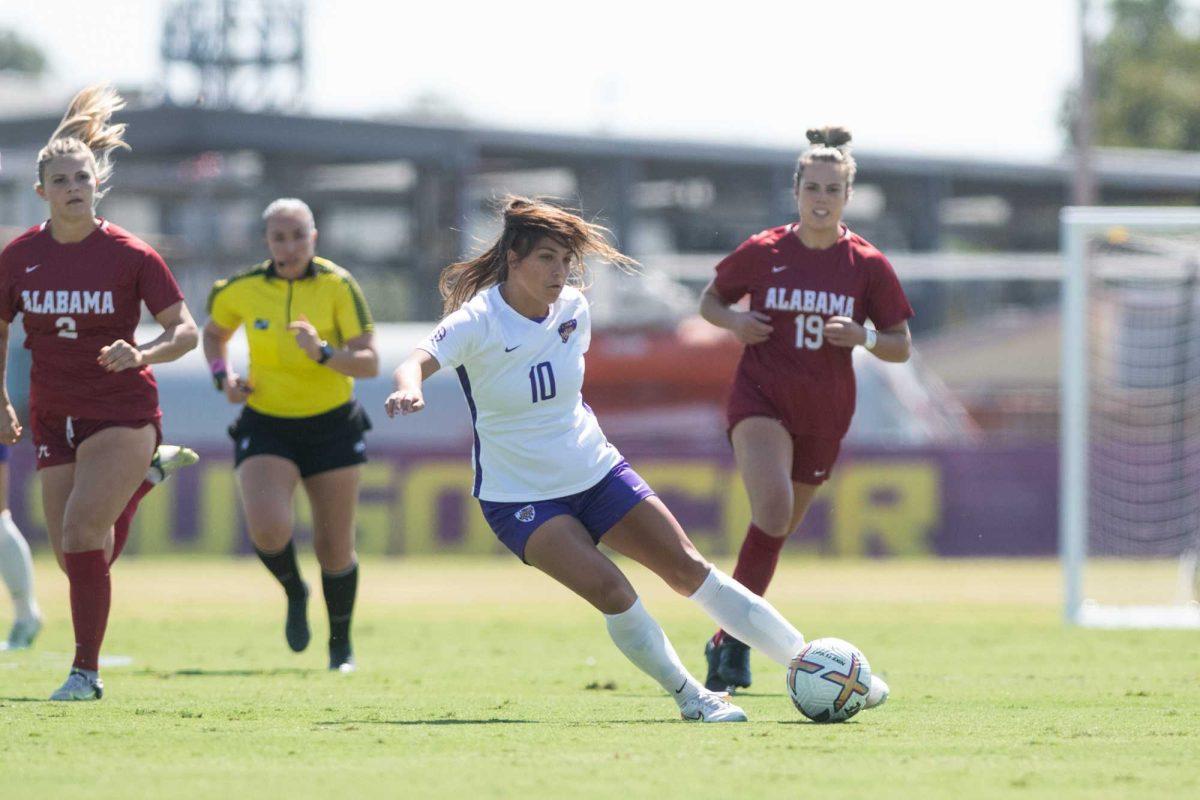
[385,197,887,722]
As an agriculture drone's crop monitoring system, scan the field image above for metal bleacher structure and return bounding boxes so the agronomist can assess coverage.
[3,101,1200,327]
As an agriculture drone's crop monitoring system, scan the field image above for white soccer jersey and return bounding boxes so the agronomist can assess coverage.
[417,285,623,502]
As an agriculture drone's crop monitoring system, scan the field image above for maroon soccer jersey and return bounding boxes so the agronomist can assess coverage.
[0,220,184,420]
[712,224,914,440]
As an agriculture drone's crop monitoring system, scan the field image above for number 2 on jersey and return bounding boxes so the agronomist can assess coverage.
[529,361,557,403]
[795,313,823,350]
[55,316,78,340]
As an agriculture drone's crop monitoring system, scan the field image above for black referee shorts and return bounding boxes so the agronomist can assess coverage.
[229,401,371,478]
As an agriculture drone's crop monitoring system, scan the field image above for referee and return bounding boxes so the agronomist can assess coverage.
[202,198,378,672]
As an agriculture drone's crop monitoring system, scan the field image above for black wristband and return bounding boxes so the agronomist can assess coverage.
[212,370,228,391]
[317,343,334,364]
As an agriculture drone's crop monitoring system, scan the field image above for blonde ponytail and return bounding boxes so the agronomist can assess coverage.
[36,84,130,199]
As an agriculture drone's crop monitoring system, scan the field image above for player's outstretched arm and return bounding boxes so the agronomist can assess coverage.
[384,349,440,418]
[0,320,22,445]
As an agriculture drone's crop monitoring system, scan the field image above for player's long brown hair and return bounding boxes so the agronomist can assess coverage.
[438,196,638,316]
[36,84,130,201]
[794,126,857,191]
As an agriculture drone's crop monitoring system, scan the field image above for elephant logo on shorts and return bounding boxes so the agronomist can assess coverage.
[515,505,536,523]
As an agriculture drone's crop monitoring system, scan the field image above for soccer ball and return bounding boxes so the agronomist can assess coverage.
[786,637,873,723]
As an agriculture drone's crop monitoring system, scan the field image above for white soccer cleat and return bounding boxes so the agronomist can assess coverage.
[147,444,199,485]
[49,669,103,701]
[3,616,43,650]
[864,675,889,709]
[679,690,749,723]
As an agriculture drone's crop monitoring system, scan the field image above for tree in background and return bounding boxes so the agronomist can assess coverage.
[1064,0,1200,150]
[0,29,46,75]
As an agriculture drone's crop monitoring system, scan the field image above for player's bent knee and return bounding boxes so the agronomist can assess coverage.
[751,508,793,538]
[665,555,712,596]
[246,525,294,553]
[592,577,637,615]
[314,543,355,573]
[61,521,108,552]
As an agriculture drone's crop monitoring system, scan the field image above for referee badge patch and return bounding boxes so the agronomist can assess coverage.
[515,504,536,523]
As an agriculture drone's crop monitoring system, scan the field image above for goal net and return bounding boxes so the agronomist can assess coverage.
[1061,207,1200,628]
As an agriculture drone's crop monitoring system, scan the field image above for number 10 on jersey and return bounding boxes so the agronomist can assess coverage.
[529,361,557,403]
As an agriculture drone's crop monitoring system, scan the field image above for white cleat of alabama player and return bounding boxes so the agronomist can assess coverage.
[49,669,103,701]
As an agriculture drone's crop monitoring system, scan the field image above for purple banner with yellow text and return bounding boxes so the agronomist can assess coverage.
[6,443,1058,558]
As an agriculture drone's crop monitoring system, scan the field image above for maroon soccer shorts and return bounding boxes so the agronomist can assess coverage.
[728,385,842,486]
[29,408,162,470]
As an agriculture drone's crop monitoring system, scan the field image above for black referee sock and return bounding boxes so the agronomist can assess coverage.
[322,562,358,650]
[254,540,307,598]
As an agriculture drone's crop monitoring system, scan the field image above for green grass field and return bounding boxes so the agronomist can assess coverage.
[1,557,1197,799]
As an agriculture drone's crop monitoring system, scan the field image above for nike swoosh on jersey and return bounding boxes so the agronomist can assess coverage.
[504,345,521,352]
[771,265,787,273]
[26,264,40,273]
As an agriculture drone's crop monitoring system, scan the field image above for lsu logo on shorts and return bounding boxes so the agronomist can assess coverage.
[515,504,536,523]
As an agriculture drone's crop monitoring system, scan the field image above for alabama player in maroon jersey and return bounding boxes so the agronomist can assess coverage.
[0,85,199,701]
[699,127,913,693]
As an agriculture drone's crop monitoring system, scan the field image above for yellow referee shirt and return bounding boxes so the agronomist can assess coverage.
[207,257,374,418]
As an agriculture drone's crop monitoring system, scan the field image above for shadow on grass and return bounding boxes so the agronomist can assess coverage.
[316,718,536,726]
[134,668,321,678]
[316,717,767,727]
[0,696,49,702]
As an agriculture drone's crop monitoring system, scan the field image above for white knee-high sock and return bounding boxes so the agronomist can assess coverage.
[604,597,704,705]
[0,510,40,621]
[689,566,804,666]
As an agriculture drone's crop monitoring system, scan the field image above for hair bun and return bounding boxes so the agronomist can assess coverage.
[806,126,852,149]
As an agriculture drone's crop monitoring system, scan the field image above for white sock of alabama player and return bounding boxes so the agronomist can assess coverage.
[689,566,805,666]
[604,597,704,705]
[0,510,40,622]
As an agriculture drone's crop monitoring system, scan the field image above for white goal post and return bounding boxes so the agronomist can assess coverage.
[1060,207,1200,628]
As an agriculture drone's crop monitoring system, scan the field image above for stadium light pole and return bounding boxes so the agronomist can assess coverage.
[1073,0,1098,206]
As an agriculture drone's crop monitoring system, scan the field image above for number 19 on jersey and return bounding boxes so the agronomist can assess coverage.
[795,314,824,350]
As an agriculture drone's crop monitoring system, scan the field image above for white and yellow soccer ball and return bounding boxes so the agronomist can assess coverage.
[786,637,872,723]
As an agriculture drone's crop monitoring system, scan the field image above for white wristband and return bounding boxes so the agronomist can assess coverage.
[864,328,878,351]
